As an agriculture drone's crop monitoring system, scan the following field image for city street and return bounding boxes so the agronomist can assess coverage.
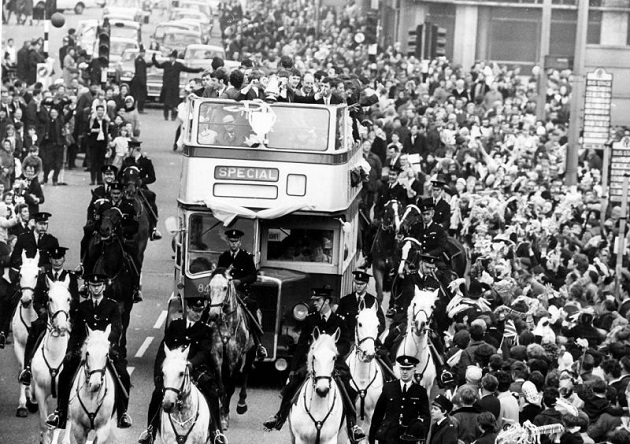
[0,7,293,444]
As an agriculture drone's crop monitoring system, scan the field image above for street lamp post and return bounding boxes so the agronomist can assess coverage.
[536,0,552,121]
[566,0,589,187]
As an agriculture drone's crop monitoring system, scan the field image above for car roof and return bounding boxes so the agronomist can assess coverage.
[109,19,141,29]
[162,28,200,37]
[156,21,190,30]
[171,9,209,19]
[185,44,223,52]
[110,37,140,44]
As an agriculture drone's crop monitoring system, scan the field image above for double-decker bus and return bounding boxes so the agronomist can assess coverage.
[165,96,364,371]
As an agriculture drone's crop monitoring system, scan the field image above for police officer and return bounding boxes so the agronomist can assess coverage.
[263,288,367,443]
[86,164,119,220]
[368,355,430,444]
[46,274,132,430]
[409,198,447,260]
[138,297,224,444]
[120,139,161,241]
[10,211,59,271]
[217,229,267,359]
[428,395,457,444]
[18,246,80,386]
[337,270,386,336]
[428,179,451,230]
[109,181,143,301]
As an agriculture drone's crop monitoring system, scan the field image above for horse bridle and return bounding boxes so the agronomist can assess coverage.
[47,299,70,336]
[305,358,339,444]
[163,364,192,411]
[355,333,377,362]
[84,351,109,384]
[310,355,335,390]
[411,304,433,337]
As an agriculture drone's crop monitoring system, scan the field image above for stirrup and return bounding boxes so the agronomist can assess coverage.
[133,289,144,303]
[45,411,60,429]
[138,428,154,444]
[351,425,366,442]
[150,229,162,241]
[256,345,268,360]
[19,367,32,386]
[213,431,227,444]
[262,415,279,431]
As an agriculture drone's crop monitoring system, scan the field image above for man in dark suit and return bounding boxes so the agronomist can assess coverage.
[429,395,458,444]
[130,45,149,113]
[10,211,59,270]
[429,179,451,229]
[152,51,203,121]
[312,77,344,105]
[138,296,223,444]
[46,274,132,430]
[263,288,366,442]
[18,246,80,385]
[337,270,385,336]
[402,124,428,158]
[217,229,266,359]
[121,139,161,240]
[368,355,431,443]
[8,203,31,239]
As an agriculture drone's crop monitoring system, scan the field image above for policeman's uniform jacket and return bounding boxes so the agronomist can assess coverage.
[153,318,214,380]
[121,154,156,187]
[432,197,451,229]
[337,291,386,336]
[86,184,113,220]
[10,231,60,269]
[33,269,80,317]
[290,311,352,372]
[217,249,257,292]
[111,198,139,240]
[368,380,431,443]
[68,297,123,354]
[409,220,447,258]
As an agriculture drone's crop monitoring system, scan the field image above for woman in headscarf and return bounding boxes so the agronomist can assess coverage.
[122,95,141,137]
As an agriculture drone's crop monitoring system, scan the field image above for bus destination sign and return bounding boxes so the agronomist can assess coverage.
[214,166,280,182]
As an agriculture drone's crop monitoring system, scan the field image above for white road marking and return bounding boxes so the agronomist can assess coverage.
[135,337,154,358]
[153,310,168,329]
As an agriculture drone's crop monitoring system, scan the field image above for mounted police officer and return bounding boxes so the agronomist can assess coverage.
[428,179,451,230]
[408,198,447,260]
[18,246,80,386]
[368,355,430,444]
[337,270,386,336]
[46,273,132,430]
[263,288,367,443]
[120,139,162,241]
[217,229,267,359]
[109,181,143,302]
[86,164,118,219]
[10,211,59,271]
[138,296,224,444]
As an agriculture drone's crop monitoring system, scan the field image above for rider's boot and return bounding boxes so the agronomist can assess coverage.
[254,334,267,360]
[263,374,302,431]
[139,387,163,444]
[133,287,144,303]
[0,331,6,349]
[19,319,45,385]
[337,375,366,443]
[138,426,154,444]
[150,228,162,241]
[45,406,67,429]
[118,411,133,428]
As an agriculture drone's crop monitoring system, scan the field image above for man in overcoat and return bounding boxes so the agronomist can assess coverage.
[152,51,202,121]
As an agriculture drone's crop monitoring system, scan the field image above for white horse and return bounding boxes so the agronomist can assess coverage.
[289,328,347,444]
[11,252,43,417]
[64,326,116,444]
[158,345,212,444]
[32,279,73,444]
[346,303,384,435]
[395,287,439,396]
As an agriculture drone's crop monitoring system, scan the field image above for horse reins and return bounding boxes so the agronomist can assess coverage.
[164,366,202,444]
[303,369,338,444]
[42,302,71,398]
[349,338,379,421]
[76,355,110,430]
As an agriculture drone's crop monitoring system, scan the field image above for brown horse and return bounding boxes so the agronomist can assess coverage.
[369,200,402,302]
[206,268,256,430]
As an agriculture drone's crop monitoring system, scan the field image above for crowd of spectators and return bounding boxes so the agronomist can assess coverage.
[2,0,630,442]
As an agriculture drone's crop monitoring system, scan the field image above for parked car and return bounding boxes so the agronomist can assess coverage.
[108,19,142,45]
[114,48,187,100]
[159,28,202,58]
[173,0,211,20]
[48,0,104,15]
[169,9,212,37]
[171,18,207,44]
[149,21,190,52]
[103,6,146,23]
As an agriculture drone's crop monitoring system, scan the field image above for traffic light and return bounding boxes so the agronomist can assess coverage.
[364,11,378,45]
[431,25,447,58]
[98,18,111,66]
[408,25,423,58]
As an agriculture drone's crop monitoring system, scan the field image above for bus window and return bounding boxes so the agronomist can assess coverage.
[266,227,335,264]
[196,102,330,151]
[186,214,255,275]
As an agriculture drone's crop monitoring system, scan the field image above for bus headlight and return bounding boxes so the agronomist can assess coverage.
[275,358,288,371]
[292,303,309,321]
